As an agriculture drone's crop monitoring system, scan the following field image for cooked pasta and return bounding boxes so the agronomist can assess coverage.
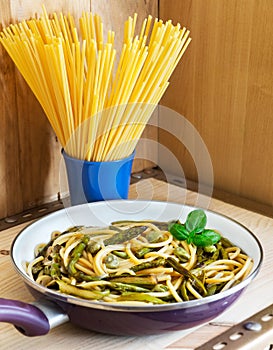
[0,6,191,161]
[26,218,253,305]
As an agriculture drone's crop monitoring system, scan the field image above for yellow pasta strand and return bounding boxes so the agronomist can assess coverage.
[0,9,191,161]
[27,220,254,303]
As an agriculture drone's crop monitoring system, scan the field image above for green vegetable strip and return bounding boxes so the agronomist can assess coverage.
[180,280,189,301]
[117,292,166,304]
[29,209,248,304]
[103,226,147,245]
[68,235,90,275]
[166,257,207,296]
[50,262,61,279]
[108,282,151,292]
[108,275,158,287]
[130,257,165,272]
[57,280,110,300]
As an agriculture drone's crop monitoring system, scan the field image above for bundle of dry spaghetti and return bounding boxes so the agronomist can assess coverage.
[0,7,191,161]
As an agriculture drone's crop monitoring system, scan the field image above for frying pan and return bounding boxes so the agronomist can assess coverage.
[0,200,263,336]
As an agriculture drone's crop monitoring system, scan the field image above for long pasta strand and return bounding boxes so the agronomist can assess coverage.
[26,221,254,304]
[0,9,191,161]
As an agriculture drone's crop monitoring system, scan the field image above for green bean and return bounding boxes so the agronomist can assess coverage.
[152,284,168,292]
[108,282,150,293]
[166,257,207,296]
[166,257,192,278]
[112,250,129,259]
[190,268,204,280]
[68,235,89,275]
[117,292,166,304]
[173,247,190,262]
[73,272,103,282]
[181,280,189,301]
[57,280,109,300]
[50,262,61,279]
[103,226,147,245]
[135,247,152,258]
[130,257,165,272]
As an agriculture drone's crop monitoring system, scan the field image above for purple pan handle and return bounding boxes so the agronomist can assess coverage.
[0,298,69,336]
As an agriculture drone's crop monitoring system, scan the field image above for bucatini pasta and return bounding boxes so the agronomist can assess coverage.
[27,211,253,305]
[0,6,191,161]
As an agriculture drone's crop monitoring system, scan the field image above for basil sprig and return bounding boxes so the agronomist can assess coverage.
[168,209,221,247]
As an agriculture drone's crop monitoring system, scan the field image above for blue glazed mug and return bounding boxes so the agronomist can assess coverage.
[62,149,135,205]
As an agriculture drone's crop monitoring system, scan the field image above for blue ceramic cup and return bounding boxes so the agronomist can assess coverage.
[62,149,135,205]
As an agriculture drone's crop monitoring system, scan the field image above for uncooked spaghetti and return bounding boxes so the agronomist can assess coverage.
[0,7,191,161]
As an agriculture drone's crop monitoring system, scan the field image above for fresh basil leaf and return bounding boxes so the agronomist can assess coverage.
[186,230,196,244]
[168,222,189,241]
[185,209,207,233]
[192,229,221,247]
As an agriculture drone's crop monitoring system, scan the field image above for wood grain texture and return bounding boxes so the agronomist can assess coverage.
[0,179,273,349]
[0,20,22,216]
[1,0,273,219]
[0,0,158,219]
[0,0,91,218]
[159,0,273,207]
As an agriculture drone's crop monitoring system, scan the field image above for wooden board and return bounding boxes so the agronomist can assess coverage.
[159,0,273,207]
[0,0,158,219]
[0,179,273,349]
[1,0,273,219]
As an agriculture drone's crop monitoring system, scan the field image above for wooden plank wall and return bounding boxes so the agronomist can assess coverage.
[159,0,273,208]
[0,0,158,219]
[1,0,273,219]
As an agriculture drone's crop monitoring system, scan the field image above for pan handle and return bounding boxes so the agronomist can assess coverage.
[0,298,69,336]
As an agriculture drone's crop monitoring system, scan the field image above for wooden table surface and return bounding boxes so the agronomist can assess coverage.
[0,178,272,349]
